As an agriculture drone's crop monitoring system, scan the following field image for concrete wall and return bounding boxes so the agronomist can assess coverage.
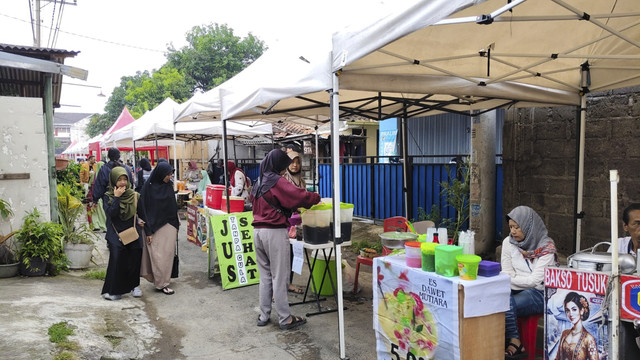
[0,96,51,235]
[502,86,640,257]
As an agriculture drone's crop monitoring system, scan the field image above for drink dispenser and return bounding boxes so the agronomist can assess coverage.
[339,203,354,242]
[300,204,332,244]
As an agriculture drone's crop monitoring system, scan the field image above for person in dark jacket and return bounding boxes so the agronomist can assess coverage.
[138,162,180,295]
[93,147,134,203]
[101,167,143,300]
[252,149,320,330]
[135,158,152,192]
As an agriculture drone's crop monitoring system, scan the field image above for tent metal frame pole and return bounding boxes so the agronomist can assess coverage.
[331,71,347,360]
[315,126,319,192]
[609,170,620,360]
[401,113,409,218]
[575,94,587,252]
[154,133,159,161]
[221,119,230,213]
[173,123,178,192]
[132,140,137,182]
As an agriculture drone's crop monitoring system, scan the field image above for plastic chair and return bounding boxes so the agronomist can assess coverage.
[412,220,435,234]
[517,314,543,360]
[353,255,374,294]
[383,216,408,232]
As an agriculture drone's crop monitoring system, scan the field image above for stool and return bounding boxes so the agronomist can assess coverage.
[517,314,543,360]
[353,255,373,294]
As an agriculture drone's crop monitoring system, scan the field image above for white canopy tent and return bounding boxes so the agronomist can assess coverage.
[209,0,639,358]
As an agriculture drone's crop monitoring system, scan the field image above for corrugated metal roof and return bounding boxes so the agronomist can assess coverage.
[54,112,93,125]
[0,43,79,108]
[408,110,503,164]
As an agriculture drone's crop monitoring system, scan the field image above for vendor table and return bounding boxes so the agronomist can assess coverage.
[289,238,351,317]
[373,255,510,360]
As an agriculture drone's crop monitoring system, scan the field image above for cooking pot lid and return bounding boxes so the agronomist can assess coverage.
[570,252,613,263]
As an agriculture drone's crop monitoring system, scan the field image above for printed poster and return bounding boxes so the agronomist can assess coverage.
[621,274,640,321]
[374,257,459,360]
[544,267,610,360]
[379,118,398,164]
[196,207,210,251]
[210,211,259,290]
[186,205,199,246]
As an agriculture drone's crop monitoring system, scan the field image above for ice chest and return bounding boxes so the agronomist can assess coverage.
[435,245,463,277]
[478,260,501,277]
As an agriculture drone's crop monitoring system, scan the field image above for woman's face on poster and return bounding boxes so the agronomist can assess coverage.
[564,300,582,325]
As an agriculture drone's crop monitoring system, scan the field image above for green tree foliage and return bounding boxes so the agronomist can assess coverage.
[166,23,266,92]
[85,23,264,138]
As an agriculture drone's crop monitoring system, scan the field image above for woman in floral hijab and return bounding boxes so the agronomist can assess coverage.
[502,206,557,359]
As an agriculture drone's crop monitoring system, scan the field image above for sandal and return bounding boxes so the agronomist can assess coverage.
[156,287,175,295]
[257,315,270,327]
[288,285,303,294]
[279,315,307,330]
[505,342,526,359]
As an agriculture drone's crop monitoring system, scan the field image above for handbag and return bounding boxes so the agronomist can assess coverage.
[171,238,179,278]
[113,215,139,245]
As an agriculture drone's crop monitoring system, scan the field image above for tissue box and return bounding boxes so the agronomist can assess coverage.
[478,260,501,277]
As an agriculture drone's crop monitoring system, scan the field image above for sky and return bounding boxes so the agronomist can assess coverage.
[0,0,393,114]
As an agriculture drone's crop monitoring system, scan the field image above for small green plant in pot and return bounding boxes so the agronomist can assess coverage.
[15,208,68,276]
[58,184,97,269]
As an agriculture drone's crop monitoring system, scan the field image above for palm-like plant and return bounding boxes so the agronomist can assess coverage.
[57,184,95,245]
[0,198,17,264]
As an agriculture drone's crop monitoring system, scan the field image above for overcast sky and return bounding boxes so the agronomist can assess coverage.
[0,0,394,114]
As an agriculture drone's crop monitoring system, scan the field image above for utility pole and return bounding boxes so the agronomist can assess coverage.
[32,0,78,48]
[34,0,40,47]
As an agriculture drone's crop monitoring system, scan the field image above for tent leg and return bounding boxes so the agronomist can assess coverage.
[575,94,586,252]
[610,170,620,360]
[173,122,178,192]
[331,71,347,360]
[315,127,319,192]
[221,119,230,212]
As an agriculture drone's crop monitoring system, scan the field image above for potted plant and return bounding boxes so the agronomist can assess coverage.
[57,184,97,269]
[15,208,67,276]
[0,198,19,278]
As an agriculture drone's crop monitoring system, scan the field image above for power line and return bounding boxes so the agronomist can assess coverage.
[0,12,165,53]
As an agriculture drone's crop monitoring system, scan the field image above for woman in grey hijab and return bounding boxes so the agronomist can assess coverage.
[502,206,557,359]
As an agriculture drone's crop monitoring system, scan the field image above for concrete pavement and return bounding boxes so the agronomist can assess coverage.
[0,219,378,360]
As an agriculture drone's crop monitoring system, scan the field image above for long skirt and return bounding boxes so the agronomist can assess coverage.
[140,224,177,289]
[92,199,107,231]
[101,239,142,296]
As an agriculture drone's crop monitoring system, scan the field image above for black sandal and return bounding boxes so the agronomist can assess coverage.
[279,315,307,330]
[505,342,526,359]
[157,287,175,295]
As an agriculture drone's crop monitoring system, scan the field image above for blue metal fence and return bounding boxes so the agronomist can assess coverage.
[317,162,504,239]
[241,159,504,239]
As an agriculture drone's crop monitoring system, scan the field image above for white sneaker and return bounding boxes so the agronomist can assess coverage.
[131,287,142,298]
[102,293,122,301]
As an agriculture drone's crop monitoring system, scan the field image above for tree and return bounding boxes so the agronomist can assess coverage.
[166,23,266,92]
[86,113,112,138]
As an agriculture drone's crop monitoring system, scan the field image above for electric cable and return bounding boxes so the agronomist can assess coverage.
[1,12,164,53]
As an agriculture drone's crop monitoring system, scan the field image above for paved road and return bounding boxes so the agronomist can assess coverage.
[0,219,377,359]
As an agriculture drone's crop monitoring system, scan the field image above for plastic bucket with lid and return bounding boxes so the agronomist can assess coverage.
[421,242,440,272]
[301,204,332,244]
[456,254,482,280]
[206,185,226,209]
[220,196,244,213]
[435,245,463,277]
[404,241,422,268]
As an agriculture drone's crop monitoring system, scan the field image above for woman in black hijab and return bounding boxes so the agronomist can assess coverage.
[135,158,152,192]
[252,149,320,330]
[139,162,180,295]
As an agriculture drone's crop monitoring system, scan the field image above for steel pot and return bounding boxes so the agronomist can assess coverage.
[567,242,637,274]
[378,232,418,249]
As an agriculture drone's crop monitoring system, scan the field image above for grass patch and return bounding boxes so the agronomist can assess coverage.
[57,341,80,351]
[105,334,122,347]
[53,352,78,360]
[83,269,106,280]
[48,322,74,343]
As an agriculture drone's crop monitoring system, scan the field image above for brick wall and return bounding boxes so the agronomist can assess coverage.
[503,86,640,257]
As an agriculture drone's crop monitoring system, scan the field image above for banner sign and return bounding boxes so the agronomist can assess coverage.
[621,274,640,320]
[379,118,398,164]
[186,205,199,245]
[374,257,459,360]
[210,211,259,290]
[544,267,610,360]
